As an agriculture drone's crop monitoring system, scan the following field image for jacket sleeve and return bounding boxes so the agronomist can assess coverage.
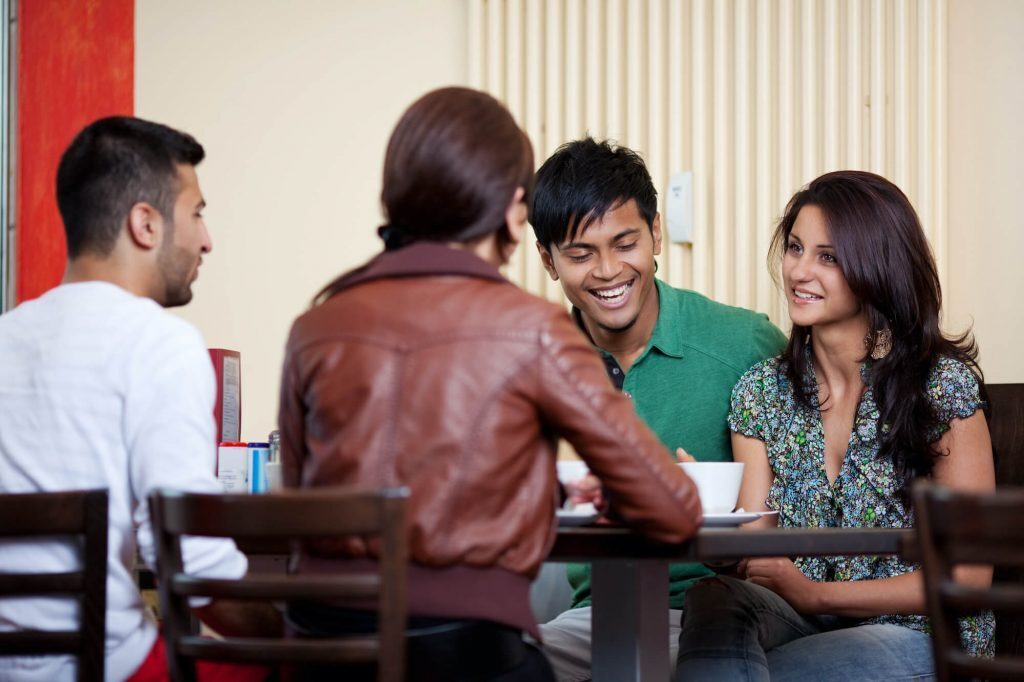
[535,310,702,543]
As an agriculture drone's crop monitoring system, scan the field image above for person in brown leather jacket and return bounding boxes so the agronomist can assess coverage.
[277,86,702,681]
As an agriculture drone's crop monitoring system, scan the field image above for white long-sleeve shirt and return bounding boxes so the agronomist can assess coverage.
[0,282,247,681]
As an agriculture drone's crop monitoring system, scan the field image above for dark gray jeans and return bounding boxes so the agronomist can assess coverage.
[674,576,934,681]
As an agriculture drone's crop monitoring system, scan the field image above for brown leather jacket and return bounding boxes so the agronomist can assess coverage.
[279,242,700,633]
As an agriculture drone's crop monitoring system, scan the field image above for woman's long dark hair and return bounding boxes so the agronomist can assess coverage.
[769,170,982,493]
[316,87,534,303]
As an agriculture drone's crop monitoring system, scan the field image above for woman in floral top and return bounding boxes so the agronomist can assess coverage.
[675,171,994,681]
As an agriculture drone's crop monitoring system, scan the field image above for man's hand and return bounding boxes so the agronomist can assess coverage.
[194,599,283,638]
[675,447,697,462]
[741,557,822,614]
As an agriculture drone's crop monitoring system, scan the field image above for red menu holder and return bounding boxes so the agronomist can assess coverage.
[209,349,241,444]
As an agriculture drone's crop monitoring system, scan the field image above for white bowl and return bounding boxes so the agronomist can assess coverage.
[679,461,745,513]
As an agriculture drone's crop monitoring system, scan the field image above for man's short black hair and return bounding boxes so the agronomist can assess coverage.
[56,116,205,258]
[530,137,658,251]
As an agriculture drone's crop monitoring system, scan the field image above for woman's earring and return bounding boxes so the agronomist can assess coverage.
[866,328,893,360]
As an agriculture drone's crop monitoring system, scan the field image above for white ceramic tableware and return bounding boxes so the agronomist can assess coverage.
[556,460,590,486]
[679,461,745,514]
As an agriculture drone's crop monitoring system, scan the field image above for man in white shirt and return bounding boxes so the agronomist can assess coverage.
[0,116,278,681]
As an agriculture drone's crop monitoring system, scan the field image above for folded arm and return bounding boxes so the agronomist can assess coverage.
[537,312,702,543]
[733,411,994,616]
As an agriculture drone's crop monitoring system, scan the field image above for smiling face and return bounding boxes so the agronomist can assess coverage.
[539,199,662,338]
[155,164,211,308]
[782,204,862,330]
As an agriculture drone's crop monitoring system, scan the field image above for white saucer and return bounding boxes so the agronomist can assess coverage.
[702,510,777,527]
[557,509,600,526]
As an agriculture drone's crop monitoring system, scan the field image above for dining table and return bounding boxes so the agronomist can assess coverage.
[547,524,918,682]
[168,521,918,682]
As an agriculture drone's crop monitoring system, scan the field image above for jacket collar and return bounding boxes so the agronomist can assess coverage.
[327,241,510,294]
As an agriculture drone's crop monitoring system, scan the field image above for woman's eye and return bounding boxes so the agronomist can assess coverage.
[786,241,802,254]
[820,252,837,264]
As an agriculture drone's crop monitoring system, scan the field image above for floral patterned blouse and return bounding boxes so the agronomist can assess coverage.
[728,353,994,657]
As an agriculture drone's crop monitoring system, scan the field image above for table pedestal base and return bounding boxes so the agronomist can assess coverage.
[591,560,670,682]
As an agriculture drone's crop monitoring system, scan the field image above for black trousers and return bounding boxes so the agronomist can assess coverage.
[286,602,556,682]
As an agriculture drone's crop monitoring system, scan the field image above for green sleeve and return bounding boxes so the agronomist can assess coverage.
[757,317,789,358]
[742,314,787,371]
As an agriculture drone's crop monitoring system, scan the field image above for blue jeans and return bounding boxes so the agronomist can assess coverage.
[674,576,934,681]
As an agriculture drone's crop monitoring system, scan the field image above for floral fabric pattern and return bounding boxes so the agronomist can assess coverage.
[728,354,994,657]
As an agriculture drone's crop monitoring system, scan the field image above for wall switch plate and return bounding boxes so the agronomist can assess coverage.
[666,171,694,244]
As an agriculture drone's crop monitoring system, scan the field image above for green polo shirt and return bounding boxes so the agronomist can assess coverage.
[567,279,787,610]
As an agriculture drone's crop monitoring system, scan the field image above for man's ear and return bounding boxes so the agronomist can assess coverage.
[126,202,162,250]
[651,212,663,256]
[535,241,559,282]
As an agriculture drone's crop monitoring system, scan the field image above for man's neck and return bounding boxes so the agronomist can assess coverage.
[579,288,660,375]
[62,256,152,300]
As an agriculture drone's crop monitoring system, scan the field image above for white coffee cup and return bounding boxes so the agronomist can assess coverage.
[678,461,745,513]
[556,460,590,487]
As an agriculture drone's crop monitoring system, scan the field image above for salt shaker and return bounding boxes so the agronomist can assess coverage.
[268,429,281,463]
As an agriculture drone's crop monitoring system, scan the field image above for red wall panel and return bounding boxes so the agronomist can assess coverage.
[16,0,134,302]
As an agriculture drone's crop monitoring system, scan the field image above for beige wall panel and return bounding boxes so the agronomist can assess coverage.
[475,0,949,343]
[130,0,1022,440]
[136,0,467,438]
[948,0,1024,382]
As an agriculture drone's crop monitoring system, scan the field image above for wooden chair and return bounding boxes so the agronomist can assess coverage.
[988,383,1024,488]
[987,383,1024,654]
[149,486,408,682]
[914,480,1024,681]
[0,489,108,682]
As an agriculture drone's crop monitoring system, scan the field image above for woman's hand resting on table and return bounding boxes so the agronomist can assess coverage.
[739,557,822,614]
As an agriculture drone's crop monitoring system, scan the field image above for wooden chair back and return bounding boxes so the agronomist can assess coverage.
[149,486,408,682]
[914,480,1024,681]
[0,489,108,682]
[987,383,1024,655]
[989,383,1024,489]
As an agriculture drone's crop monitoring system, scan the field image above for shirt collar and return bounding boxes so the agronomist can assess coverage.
[570,279,684,360]
[646,279,685,359]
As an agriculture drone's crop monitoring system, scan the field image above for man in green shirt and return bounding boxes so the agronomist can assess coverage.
[531,138,786,681]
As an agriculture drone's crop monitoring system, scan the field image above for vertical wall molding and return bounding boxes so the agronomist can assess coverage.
[470,0,948,327]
